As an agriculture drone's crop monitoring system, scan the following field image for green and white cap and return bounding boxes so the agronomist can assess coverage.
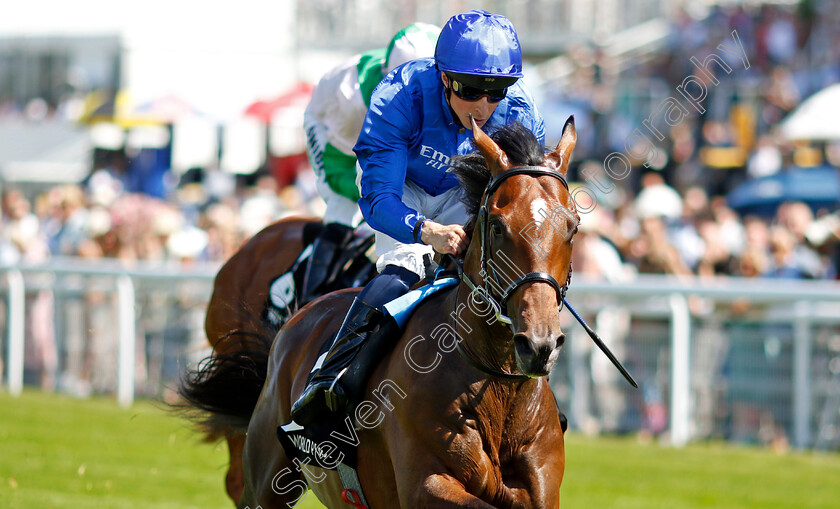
[384,22,442,75]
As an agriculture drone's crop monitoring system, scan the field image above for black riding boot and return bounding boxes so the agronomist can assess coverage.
[290,297,382,424]
[290,266,419,425]
[300,222,353,303]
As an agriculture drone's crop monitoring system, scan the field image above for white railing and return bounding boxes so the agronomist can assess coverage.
[562,275,840,450]
[2,260,839,450]
[2,257,220,407]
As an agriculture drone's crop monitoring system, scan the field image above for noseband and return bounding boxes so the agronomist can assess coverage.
[460,165,573,328]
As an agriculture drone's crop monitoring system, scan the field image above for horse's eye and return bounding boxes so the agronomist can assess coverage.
[490,221,503,238]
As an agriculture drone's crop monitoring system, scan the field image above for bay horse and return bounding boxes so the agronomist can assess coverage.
[183,116,578,508]
[199,217,374,502]
[200,217,311,503]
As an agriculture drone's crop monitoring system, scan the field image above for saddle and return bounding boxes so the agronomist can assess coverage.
[263,222,376,328]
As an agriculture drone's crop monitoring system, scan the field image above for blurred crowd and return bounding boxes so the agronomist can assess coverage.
[572,171,839,282]
[3,164,836,287]
[555,1,839,162]
[557,2,840,283]
[0,168,324,267]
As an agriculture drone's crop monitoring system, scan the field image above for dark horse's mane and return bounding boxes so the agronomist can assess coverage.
[448,122,546,220]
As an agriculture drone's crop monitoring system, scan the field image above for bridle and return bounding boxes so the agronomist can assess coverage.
[460,165,573,327]
[445,115,637,387]
[451,164,574,380]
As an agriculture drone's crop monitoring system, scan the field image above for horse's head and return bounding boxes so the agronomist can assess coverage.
[460,115,579,378]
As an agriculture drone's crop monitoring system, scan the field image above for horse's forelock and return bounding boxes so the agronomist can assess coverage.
[449,122,545,217]
[492,122,545,168]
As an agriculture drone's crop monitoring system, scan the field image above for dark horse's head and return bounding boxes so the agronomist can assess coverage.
[451,116,579,378]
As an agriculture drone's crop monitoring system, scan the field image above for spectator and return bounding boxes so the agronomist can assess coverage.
[777,202,827,278]
[628,216,693,277]
[47,185,90,256]
[1,188,56,390]
[765,226,811,279]
[634,172,683,221]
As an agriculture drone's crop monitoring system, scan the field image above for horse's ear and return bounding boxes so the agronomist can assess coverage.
[470,114,513,177]
[546,115,576,176]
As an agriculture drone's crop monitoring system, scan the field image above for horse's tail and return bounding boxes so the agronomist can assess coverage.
[177,331,273,438]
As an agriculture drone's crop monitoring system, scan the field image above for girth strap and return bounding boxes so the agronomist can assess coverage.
[337,463,370,508]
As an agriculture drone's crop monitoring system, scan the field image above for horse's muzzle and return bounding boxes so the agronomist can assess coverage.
[513,331,564,377]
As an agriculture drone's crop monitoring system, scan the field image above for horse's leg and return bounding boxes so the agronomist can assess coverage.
[238,414,307,509]
[238,344,312,509]
[398,473,557,509]
[225,432,247,503]
[238,291,355,509]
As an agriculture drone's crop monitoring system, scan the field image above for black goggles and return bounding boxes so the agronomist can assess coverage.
[448,77,508,103]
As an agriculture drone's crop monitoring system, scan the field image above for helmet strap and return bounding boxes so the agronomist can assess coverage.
[441,76,465,128]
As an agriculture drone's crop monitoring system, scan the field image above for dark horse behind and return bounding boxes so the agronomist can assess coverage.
[192,215,374,501]
[181,116,579,508]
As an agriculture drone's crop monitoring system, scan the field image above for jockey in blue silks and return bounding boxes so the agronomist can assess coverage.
[291,9,545,425]
[299,23,442,303]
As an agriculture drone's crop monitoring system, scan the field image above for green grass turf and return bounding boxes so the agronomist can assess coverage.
[1,390,838,508]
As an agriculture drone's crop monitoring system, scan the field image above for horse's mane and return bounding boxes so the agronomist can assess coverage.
[448,122,546,219]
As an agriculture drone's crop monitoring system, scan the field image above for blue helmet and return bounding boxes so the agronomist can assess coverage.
[435,10,523,89]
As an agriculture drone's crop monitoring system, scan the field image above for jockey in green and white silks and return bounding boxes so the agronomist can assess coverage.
[299,22,441,301]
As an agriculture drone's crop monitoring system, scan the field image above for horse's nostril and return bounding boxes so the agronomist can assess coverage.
[513,334,531,355]
[556,333,566,348]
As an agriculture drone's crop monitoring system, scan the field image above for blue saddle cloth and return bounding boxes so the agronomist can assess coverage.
[277,276,459,470]
[383,276,458,328]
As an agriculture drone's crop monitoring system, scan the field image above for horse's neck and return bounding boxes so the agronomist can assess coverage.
[448,284,545,430]
[414,286,547,442]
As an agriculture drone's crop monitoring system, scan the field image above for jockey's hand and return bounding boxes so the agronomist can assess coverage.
[420,221,469,255]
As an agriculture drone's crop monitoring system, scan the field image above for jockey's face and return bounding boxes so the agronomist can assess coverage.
[441,72,500,130]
